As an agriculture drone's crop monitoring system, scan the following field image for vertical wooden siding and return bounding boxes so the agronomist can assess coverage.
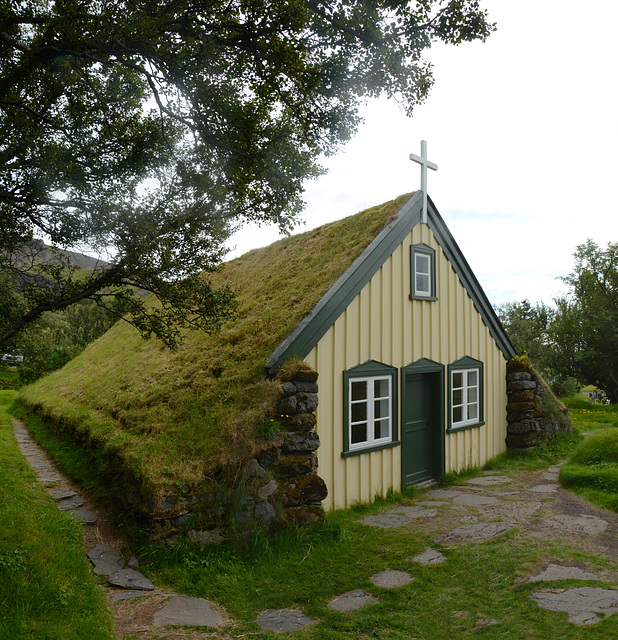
[303,223,508,511]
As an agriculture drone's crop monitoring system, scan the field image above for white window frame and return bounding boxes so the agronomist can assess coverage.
[348,374,393,452]
[414,251,432,297]
[450,367,480,428]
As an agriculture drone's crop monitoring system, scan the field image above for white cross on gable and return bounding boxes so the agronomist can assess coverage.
[409,140,437,224]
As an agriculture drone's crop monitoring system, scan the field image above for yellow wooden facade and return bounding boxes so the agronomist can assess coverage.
[303,221,509,511]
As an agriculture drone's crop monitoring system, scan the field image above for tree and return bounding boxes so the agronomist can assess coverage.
[15,297,129,384]
[495,299,554,370]
[548,239,618,403]
[1,0,494,347]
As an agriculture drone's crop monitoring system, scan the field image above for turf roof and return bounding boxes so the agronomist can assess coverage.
[18,194,410,498]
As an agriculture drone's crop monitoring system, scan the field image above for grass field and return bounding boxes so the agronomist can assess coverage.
[136,394,618,639]
[0,366,20,390]
[142,515,618,639]
[0,391,114,640]
[559,395,618,512]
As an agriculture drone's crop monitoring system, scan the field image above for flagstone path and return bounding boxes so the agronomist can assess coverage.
[12,418,618,636]
[13,420,227,638]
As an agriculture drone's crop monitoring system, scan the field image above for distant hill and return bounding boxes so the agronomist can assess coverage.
[14,239,110,272]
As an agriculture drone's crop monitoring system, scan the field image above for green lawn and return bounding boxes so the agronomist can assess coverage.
[136,394,618,639]
[559,394,618,512]
[142,493,618,639]
[0,391,114,640]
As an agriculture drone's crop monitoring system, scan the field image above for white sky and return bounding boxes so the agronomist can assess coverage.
[227,0,618,308]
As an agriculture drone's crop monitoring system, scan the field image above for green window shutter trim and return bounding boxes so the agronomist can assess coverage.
[410,242,437,300]
[342,360,399,456]
[447,356,485,432]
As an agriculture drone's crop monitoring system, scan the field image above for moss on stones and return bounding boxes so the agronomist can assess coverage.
[505,358,573,451]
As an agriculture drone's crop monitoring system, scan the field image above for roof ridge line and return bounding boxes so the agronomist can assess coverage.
[265,192,424,375]
[265,192,516,376]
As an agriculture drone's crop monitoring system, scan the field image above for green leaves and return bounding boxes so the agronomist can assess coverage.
[1,0,494,347]
[548,240,618,402]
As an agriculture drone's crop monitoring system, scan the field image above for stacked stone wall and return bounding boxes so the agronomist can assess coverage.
[266,368,328,526]
[505,358,573,450]
[143,366,327,543]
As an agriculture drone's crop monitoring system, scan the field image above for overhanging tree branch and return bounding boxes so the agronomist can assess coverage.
[1,0,495,349]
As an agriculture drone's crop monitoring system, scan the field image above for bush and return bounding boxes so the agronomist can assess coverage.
[16,300,122,384]
[18,337,75,385]
[550,376,580,397]
[0,368,21,390]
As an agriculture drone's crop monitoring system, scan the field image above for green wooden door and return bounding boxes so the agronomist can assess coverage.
[402,372,436,485]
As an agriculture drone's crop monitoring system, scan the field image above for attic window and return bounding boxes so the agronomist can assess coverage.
[410,244,437,300]
[342,361,399,457]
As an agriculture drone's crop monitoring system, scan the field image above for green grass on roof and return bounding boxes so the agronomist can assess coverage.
[18,195,410,502]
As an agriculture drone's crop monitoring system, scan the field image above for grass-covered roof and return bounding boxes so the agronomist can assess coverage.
[19,194,410,499]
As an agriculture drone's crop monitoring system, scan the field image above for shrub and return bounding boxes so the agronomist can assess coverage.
[550,376,580,397]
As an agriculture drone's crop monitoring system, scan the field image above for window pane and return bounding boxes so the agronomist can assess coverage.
[374,398,389,419]
[351,402,367,423]
[453,406,463,423]
[351,380,367,401]
[351,423,367,444]
[348,373,394,450]
[451,365,482,427]
[452,388,463,406]
[416,273,430,294]
[416,254,430,274]
[374,378,389,398]
[452,372,463,389]
[374,418,389,440]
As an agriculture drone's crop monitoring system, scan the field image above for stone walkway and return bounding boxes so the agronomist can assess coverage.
[13,420,227,638]
[13,419,618,635]
[357,468,618,627]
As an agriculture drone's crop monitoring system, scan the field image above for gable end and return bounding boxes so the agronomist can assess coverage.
[265,192,424,375]
[266,192,516,376]
[426,198,516,360]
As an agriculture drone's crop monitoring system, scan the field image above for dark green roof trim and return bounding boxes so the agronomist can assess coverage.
[265,191,425,374]
[266,192,516,375]
[425,197,517,360]
[402,357,444,375]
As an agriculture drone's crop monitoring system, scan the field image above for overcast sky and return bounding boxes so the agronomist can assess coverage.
[227,0,618,308]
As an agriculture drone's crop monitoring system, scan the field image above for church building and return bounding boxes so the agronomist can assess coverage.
[265,172,516,509]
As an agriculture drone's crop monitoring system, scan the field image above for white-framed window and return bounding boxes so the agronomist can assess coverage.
[349,375,392,450]
[451,369,479,426]
[448,357,484,431]
[414,252,431,297]
[410,243,437,300]
[343,361,399,456]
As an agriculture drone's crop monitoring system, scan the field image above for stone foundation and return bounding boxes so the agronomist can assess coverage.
[147,365,327,543]
[505,357,573,450]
